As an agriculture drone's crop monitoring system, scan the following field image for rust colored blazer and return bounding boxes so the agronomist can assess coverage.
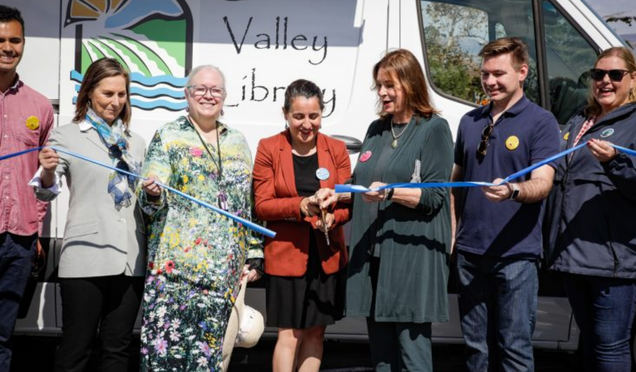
[253,130,351,277]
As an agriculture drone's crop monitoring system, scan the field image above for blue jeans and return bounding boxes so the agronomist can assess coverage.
[563,273,636,372]
[457,251,538,372]
[0,233,36,371]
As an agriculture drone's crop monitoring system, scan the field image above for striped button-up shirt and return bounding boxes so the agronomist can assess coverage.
[0,78,54,236]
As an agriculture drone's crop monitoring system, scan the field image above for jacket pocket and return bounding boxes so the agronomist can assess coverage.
[64,221,99,239]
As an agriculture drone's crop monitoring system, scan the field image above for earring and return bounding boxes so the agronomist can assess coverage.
[221,109,225,116]
[285,121,289,129]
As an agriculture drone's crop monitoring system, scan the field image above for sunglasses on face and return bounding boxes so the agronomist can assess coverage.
[477,122,495,157]
[589,69,630,82]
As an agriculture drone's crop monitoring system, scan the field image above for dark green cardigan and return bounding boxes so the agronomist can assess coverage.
[346,114,453,323]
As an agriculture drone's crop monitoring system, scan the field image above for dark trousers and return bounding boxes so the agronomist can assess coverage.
[457,251,538,372]
[0,232,36,372]
[54,275,144,372]
[564,273,636,372]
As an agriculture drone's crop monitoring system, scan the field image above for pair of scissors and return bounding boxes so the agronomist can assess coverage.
[321,209,330,246]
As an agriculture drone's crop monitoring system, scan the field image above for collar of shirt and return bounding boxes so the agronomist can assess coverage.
[482,95,531,121]
[0,75,23,96]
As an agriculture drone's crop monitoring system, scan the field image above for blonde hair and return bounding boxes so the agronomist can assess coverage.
[585,47,636,117]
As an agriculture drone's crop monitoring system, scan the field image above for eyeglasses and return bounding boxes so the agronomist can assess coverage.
[187,85,225,98]
[589,69,630,82]
[477,122,495,157]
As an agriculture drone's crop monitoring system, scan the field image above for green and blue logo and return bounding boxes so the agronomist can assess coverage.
[64,0,192,111]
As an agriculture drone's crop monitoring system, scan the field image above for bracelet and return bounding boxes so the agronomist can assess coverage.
[385,188,395,201]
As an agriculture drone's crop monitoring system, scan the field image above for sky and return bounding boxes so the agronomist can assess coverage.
[585,0,636,35]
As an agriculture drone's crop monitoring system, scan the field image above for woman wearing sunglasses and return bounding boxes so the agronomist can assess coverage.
[33,58,147,372]
[138,65,263,371]
[546,46,636,371]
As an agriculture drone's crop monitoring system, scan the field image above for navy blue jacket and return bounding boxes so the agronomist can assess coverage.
[546,102,636,278]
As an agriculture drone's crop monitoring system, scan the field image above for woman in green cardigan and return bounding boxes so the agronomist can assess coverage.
[322,49,453,371]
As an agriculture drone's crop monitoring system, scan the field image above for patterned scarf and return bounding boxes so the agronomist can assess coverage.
[85,108,141,209]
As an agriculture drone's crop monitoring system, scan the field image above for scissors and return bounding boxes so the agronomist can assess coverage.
[321,209,330,246]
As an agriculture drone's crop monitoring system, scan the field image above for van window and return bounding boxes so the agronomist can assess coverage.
[421,0,539,105]
[420,0,598,125]
[542,1,596,124]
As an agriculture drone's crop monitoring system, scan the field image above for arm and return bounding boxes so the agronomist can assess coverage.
[450,164,464,253]
[137,130,171,215]
[252,140,307,222]
[482,165,555,203]
[31,131,69,202]
[329,141,352,228]
[404,118,454,212]
[588,138,636,201]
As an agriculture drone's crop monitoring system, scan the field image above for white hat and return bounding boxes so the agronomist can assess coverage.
[222,277,264,371]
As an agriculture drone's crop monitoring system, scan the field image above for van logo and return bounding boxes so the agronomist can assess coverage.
[600,128,614,138]
[64,0,193,111]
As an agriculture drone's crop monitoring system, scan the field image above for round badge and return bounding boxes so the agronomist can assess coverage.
[600,128,615,138]
[26,116,40,130]
[505,136,519,151]
[359,151,372,163]
[563,132,570,141]
[316,168,330,181]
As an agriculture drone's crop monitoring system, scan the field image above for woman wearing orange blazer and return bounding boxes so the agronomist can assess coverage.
[253,79,351,372]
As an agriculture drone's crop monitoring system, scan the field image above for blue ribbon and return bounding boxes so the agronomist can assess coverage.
[337,140,591,194]
[8,146,275,238]
[611,144,636,157]
[0,146,41,161]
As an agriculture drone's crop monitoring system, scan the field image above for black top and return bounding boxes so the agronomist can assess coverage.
[293,152,320,197]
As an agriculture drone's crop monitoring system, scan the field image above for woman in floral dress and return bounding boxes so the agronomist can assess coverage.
[138,65,263,371]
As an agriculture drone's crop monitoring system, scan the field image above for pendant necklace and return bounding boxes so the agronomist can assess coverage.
[390,118,411,149]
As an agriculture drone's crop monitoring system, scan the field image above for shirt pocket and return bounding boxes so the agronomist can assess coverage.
[16,118,41,147]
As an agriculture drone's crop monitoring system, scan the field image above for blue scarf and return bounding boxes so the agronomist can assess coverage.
[85,108,140,209]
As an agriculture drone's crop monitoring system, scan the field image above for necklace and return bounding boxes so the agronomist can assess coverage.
[187,116,228,210]
[390,118,411,149]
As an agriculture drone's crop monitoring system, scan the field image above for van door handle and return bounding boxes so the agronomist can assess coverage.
[331,135,362,155]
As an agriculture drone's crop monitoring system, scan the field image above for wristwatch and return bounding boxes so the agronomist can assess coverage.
[508,183,520,200]
[385,188,395,201]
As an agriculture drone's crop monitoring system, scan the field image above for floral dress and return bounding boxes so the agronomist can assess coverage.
[138,116,262,371]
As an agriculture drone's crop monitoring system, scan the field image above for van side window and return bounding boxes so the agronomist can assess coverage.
[420,0,598,125]
[542,1,596,125]
[421,0,540,106]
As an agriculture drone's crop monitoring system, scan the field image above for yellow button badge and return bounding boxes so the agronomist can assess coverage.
[506,135,519,150]
[26,116,40,130]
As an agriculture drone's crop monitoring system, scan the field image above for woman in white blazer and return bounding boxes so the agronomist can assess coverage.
[33,58,146,372]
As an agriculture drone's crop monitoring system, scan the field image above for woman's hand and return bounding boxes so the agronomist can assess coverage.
[314,188,338,209]
[362,181,388,203]
[588,138,618,163]
[38,146,59,173]
[241,264,262,282]
[300,196,321,217]
[315,211,334,232]
[142,177,162,197]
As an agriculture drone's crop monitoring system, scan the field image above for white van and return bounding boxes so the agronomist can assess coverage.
[10,0,627,353]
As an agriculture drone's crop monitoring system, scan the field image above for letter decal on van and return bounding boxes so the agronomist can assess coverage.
[64,0,193,111]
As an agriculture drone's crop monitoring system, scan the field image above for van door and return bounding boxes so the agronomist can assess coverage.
[401,0,624,349]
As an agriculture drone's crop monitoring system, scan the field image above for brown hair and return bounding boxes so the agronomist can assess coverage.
[479,37,529,70]
[585,46,636,117]
[372,49,438,119]
[74,58,132,126]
